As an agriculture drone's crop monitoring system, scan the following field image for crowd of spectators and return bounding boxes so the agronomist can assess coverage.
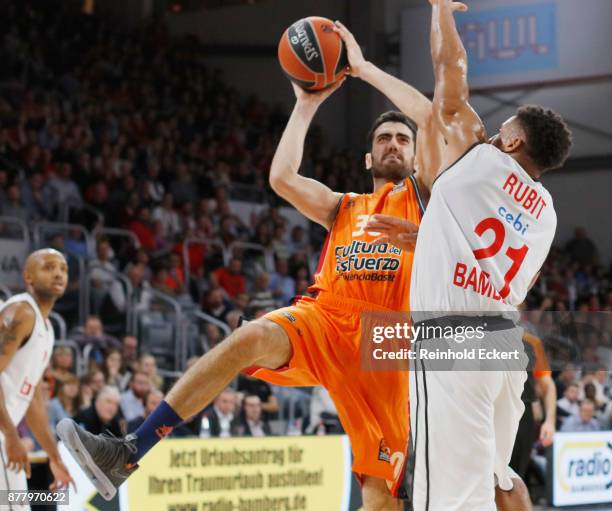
[0,1,356,335]
[0,0,610,450]
[14,313,337,450]
[555,364,612,432]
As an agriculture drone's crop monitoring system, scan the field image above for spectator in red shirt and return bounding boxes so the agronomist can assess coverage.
[165,253,186,294]
[128,207,156,250]
[175,239,205,275]
[212,257,246,299]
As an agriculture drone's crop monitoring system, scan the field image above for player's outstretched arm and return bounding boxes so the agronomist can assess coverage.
[333,21,431,128]
[25,383,75,490]
[415,113,445,191]
[334,21,443,191]
[430,0,486,167]
[269,81,344,231]
[0,303,36,477]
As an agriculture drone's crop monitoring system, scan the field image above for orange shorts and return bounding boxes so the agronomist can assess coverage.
[248,291,409,494]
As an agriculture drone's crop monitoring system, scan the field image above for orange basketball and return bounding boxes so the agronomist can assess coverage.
[278,16,347,91]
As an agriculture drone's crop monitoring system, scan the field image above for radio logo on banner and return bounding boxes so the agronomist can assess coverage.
[554,432,612,507]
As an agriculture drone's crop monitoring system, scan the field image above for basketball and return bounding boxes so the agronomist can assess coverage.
[278,16,347,91]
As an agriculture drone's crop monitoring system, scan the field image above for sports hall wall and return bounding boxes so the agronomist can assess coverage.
[162,0,389,154]
[164,0,352,149]
[543,169,612,262]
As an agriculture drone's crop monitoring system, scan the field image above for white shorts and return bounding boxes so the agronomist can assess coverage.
[409,329,527,511]
[0,434,29,511]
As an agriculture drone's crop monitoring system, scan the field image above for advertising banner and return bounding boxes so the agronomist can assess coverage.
[553,431,612,506]
[62,435,355,511]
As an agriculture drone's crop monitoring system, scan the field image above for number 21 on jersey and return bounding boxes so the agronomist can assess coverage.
[472,217,528,299]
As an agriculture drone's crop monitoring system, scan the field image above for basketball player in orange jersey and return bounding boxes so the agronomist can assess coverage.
[0,249,74,504]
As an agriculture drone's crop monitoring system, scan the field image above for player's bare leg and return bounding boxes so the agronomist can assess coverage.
[57,319,292,500]
[495,477,533,511]
[165,320,291,418]
[362,476,402,511]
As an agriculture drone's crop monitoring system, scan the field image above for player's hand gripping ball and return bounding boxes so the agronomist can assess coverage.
[278,16,347,91]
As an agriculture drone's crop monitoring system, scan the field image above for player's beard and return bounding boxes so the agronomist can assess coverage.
[34,281,66,302]
[371,154,414,183]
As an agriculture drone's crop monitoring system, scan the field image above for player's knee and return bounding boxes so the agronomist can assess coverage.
[230,321,267,362]
[231,320,291,369]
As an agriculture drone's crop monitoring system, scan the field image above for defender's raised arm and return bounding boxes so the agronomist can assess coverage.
[430,0,485,167]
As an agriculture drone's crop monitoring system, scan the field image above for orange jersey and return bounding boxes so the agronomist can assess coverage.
[251,175,425,491]
[311,175,425,310]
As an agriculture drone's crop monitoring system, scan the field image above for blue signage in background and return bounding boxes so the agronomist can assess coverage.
[456,3,558,77]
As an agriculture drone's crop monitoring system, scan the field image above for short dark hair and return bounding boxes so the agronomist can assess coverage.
[516,105,572,173]
[367,111,418,151]
[244,394,261,404]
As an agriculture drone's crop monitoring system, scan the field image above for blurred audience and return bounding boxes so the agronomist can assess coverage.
[120,371,152,423]
[556,382,580,428]
[121,335,139,376]
[237,374,279,419]
[213,257,246,299]
[561,399,601,433]
[231,394,271,437]
[199,388,237,438]
[103,348,127,389]
[84,369,106,398]
[306,386,341,435]
[555,363,577,397]
[138,353,163,390]
[49,346,75,385]
[248,272,275,314]
[269,257,295,304]
[127,389,164,434]
[48,374,81,433]
[202,288,231,322]
[73,315,121,359]
[73,385,124,436]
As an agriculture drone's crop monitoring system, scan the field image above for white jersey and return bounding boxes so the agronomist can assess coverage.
[411,143,556,313]
[0,293,54,425]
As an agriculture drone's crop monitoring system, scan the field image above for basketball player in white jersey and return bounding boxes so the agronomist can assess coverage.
[0,249,74,506]
[400,1,573,510]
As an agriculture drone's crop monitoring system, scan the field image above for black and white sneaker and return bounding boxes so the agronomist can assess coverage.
[57,419,139,500]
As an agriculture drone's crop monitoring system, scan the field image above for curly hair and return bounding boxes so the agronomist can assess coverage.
[516,105,573,173]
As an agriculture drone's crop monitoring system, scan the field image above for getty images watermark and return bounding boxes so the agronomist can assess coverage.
[360,311,611,372]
